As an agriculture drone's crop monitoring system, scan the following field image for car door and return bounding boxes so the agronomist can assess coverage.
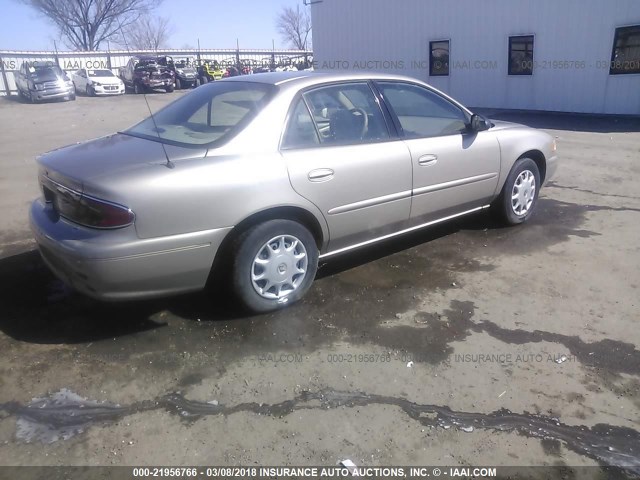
[280,81,412,253]
[74,69,86,90]
[375,81,500,223]
[16,63,26,92]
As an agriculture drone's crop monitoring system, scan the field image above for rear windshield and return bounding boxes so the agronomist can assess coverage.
[124,81,276,147]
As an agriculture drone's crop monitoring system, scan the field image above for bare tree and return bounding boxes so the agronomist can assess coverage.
[20,0,163,51]
[118,14,173,50]
[276,5,312,50]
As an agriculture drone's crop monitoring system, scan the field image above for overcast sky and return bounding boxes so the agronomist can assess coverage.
[0,0,306,51]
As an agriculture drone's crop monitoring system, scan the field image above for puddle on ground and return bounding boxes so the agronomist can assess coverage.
[1,388,639,475]
[14,388,129,443]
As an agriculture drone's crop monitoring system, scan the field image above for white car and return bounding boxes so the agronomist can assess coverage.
[71,68,125,96]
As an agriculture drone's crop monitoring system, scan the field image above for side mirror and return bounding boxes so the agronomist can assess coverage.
[468,113,490,132]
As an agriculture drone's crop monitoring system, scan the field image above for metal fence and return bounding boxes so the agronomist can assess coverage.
[0,48,313,95]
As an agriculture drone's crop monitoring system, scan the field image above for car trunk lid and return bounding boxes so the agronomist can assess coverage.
[37,133,206,197]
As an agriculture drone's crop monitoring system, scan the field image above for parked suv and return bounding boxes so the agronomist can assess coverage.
[157,56,198,89]
[120,56,174,94]
[15,61,75,103]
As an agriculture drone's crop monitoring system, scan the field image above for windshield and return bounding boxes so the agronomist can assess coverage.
[125,81,276,147]
[28,64,64,80]
[175,60,195,69]
[135,60,160,70]
[88,69,115,77]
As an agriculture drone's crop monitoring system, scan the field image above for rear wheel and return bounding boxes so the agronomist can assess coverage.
[201,75,209,84]
[494,157,541,225]
[175,78,182,90]
[231,220,318,313]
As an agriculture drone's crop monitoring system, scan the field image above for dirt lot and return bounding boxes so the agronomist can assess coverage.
[0,92,639,478]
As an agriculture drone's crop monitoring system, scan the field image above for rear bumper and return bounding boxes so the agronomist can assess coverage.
[30,199,232,301]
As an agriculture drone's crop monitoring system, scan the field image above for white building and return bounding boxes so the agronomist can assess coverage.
[310,0,640,114]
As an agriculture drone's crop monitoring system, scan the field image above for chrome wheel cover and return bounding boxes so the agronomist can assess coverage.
[251,235,308,299]
[511,170,536,216]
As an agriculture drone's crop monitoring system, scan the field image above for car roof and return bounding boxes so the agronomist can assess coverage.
[220,71,473,116]
[221,71,432,91]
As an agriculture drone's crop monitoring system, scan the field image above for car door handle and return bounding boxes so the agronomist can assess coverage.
[418,154,438,166]
[308,168,335,182]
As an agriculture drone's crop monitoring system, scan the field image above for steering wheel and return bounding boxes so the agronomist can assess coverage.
[349,108,369,138]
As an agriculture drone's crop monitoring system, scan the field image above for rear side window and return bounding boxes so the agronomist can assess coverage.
[126,82,275,147]
[282,99,320,150]
[377,82,467,138]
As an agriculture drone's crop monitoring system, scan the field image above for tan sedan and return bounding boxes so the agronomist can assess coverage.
[30,72,558,312]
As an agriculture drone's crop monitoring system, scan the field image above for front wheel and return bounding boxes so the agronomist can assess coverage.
[494,157,541,225]
[231,220,318,313]
[133,82,144,94]
[175,78,182,90]
[165,84,174,93]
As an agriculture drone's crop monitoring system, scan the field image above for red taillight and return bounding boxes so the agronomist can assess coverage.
[50,187,134,229]
[76,195,135,228]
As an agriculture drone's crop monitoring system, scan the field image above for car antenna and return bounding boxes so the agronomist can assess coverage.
[117,19,174,169]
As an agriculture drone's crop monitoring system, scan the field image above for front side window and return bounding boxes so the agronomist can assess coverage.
[508,35,534,75]
[430,40,450,76]
[126,82,275,147]
[302,82,389,145]
[377,82,467,138]
[610,25,640,74]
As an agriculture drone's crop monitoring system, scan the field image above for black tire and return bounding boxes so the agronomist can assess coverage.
[133,82,144,94]
[231,220,318,313]
[165,84,174,93]
[201,75,209,84]
[85,84,94,97]
[175,78,182,90]
[494,157,541,225]
[69,93,76,101]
